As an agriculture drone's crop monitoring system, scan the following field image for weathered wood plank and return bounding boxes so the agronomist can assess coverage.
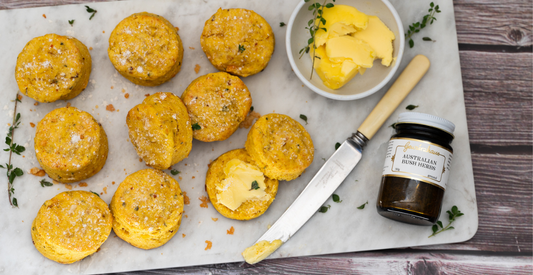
[109,252,533,275]
[461,51,533,146]
[454,0,533,46]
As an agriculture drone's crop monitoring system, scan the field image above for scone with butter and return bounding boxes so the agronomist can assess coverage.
[108,12,184,86]
[35,106,108,183]
[31,191,112,264]
[206,149,278,220]
[245,114,314,181]
[127,92,192,170]
[110,169,184,249]
[15,33,92,103]
[181,72,252,142]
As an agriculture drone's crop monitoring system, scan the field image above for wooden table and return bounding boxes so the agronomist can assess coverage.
[1,0,531,274]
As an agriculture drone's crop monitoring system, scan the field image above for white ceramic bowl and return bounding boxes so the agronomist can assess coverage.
[286,0,405,101]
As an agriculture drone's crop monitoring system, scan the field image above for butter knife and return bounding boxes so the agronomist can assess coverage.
[242,55,431,264]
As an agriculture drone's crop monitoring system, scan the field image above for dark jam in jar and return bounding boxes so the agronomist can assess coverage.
[377,112,455,226]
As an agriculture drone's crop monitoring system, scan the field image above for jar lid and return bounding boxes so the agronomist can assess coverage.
[397,112,455,135]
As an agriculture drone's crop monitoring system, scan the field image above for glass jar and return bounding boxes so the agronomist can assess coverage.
[376,112,455,226]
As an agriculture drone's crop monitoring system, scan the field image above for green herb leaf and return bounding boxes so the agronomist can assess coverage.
[332,194,342,203]
[437,221,443,228]
[318,204,331,213]
[423,37,433,41]
[300,114,308,125]
[192,123,201,130]
[91,191,100,197]
[40,179,53,187]
[335,142,341,150]
[429,205,464,238]
[250,180,260,190]
[170,169,180,175]
[69,19,75,26]
[409,38,414,48]
[406,104,419,110]
[12,197,17,207]
[85,5,97,20]
[357,201,368,209]
[389,123,397,129]
[432,224,438,234]
[134,206,139,211]
[406,2,441,49]
[250,106,254,112]
[280,22,286,27]
[238,44,245,53]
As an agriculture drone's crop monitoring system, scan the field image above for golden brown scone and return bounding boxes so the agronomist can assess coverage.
[15,33,91,103]
[127,92,192,170]
[31,191,112,264]
[201,8,275,77]
[181,72,252,142]
[34,107,108,183]
[245,114,314,181]
[108,12,184,86]
[206,149,278,220]
[110,169,184,249]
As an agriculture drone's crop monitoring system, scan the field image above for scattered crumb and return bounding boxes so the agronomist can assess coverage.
[227,226,234,235]
[145,94,150,97]
[17,94,22,101]
[194,64,201,74]
[112,181,115,185]
[34,102,39,106]
[122,89,126,93]
[199,196,209,208]
[29,167,46,177]
[302,85,304,87]
[183,192,190,205]
[30,122,35,128]
[192,176,195,179]
[103,187,107,194]
[124,93,130,99]
[179,176,182,180]
[175,27,180,31]
[139,158,142,162]
[102,30,105,33]
[78,182,88,187]
[240,111,260,129]
[100,192,104,195]
[189,47,195,50]
[211,217,218,222]
[182,234,186,238]
[185,215,188,218]
[65,184,73,190]
[66,102,71,108]
[184,164,188,166]
[89,47,93,50]
[110,86,114,89]
[204,240,212,250]
[106,104,115,112]
[42,14,46,19]
[95,105,99,109]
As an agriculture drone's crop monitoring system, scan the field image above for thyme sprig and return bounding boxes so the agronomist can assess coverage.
[298,0,336,79]
[405,2,441,48]
[1,94,24,207]
[85,5,97,20]
[429,205,464,238]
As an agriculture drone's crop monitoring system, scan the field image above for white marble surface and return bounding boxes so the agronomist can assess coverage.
[0,0,477,274]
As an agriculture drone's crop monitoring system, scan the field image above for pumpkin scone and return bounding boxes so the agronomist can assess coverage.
[127,92,192,170]
[245,114,314,181]
[31,191,113,264]
[181,72,252,142]
[110,169,184,249]
[200,8,275,77]
[206,149,278,220]
[15,33,91,103]
[34,106,108,183]
[108,12,184,86]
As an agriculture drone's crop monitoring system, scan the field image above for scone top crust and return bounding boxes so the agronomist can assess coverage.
[127,92,192,170]
[35,107,107,181]
[15,33,91,103]
[32,191,112,253]
[245,114,314,181]
[206,149,278,220]
[181,72,252,142]
[108,12,183,86]
[201,8,275,77]
[111,169,184,235]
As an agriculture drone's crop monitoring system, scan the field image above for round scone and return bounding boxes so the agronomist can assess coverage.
[127,92,192,170]
[35,107,108,183]
[31,191,113,264]
[245,114,314,181]
[15,33,91,103]
[110,169,184,249]
[206,148,278,220]
[201,8,275,77]
[108,12,184,86]
[181,72,252,142]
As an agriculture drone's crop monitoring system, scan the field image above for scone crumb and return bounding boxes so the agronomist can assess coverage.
[103,186,107,194]
[29,167,46,177]
[65,184,73,190]
[199,196,209,208]
[194,64,201,74]
[182,234,186,238]
[204,240,212,250]
[211,217,218,222]
[183,192,190,205]
[78,182,88,187]
[34,102,39,106]
[192,176,195,179]
[17,94,23,101]
[122,89,126,93]
[227,226,234,235]
[42,14,46,19]
[139,158,142,162]
[239,111,261,129]
[66,102,71,107]
[112,181,115,185]
[145,94,150,97]
[189,47,195,50]
[110,86,114,89]
[125,93,130,99]
[89,47,93,50]
[106,104,115,112]
[30,122,35,128]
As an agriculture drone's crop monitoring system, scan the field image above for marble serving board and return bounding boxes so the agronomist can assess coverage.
[0,0,478,274]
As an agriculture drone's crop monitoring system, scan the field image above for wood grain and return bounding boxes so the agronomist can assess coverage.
[454,0,533,46]
[461,51,533,146]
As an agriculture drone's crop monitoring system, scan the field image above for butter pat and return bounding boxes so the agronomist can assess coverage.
[310,5,395,90]
[216,159,268,211]
[242,240,283,264]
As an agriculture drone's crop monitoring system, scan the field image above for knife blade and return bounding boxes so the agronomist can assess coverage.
[242,55,431,264]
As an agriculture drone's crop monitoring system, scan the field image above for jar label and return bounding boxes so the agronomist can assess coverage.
[382,138,453,190]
